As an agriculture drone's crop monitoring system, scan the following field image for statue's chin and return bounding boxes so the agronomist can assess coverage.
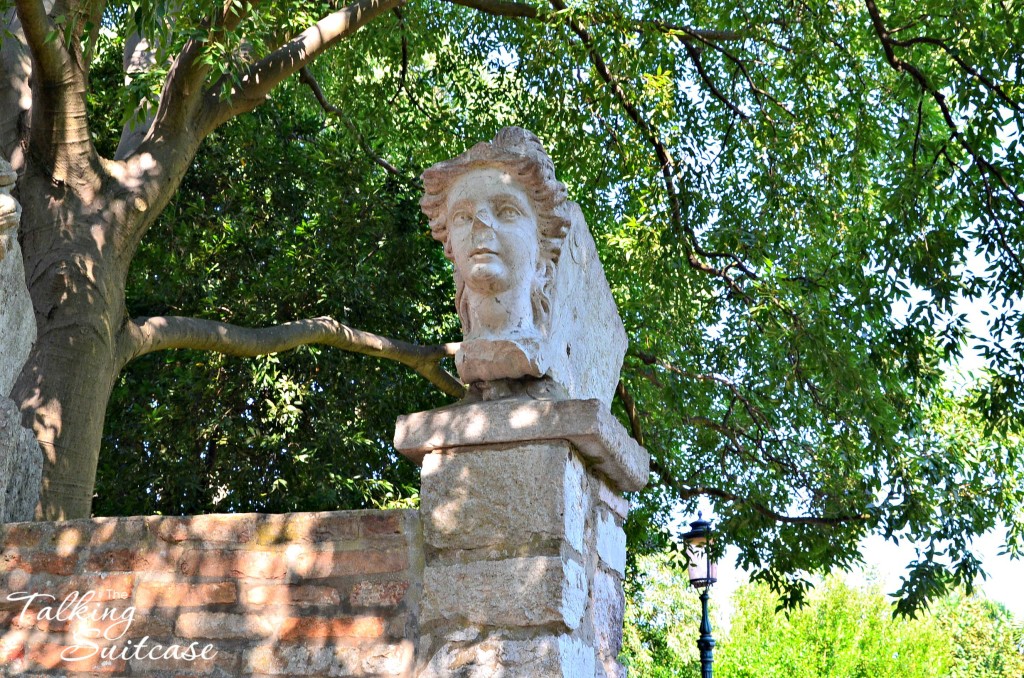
[465,262,511,294]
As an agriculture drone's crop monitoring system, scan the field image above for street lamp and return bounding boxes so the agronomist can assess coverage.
[682,513,717,678]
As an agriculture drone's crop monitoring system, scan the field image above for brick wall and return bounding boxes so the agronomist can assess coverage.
[0,510,421,676]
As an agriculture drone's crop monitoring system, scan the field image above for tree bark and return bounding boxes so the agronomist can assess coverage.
[12,162,133,519]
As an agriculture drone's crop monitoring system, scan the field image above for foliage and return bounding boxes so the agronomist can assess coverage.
[621,555,704,678]
[624,557,1024,678]
[934,593,1024,678]
[719,577,949,678]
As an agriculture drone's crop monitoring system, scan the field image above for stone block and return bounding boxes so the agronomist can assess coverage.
[595,510,626,577]
[396,398,649,492]
[423,556,586,629]
[0,234,34,400]
[592,569,625,659]
[420,634,595,678]
[420,442,585,553]
[244,643,361,676]
[598,480,630,521]
[350,580,409,608]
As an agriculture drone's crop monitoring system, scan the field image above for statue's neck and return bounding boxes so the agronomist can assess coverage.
[464,289,537,341]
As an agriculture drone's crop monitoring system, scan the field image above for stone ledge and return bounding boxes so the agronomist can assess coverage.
[394,399,649,492]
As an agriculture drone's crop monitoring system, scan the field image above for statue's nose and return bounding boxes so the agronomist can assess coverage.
[472,208,494,228]
[471,209,497,241]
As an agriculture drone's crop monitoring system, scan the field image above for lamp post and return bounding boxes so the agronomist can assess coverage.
[682,513,717,678]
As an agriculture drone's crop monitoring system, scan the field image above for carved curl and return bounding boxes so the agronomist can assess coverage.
[421,127,571,334]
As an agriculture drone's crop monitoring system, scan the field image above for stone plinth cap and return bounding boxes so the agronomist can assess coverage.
[395,398,649,493]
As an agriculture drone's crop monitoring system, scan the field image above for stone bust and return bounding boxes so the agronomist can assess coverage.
[422,127,571,388]
[422,128,627,404]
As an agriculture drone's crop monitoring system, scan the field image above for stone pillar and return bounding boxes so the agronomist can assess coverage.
[396,398,648,677]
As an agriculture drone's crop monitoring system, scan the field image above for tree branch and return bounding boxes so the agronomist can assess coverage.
[443,0,746,43]
[444,0,538,19]
[200,0,403,135]
[120,315,465,398]
[615,380,644,446]
[298,66,403,177]
[886,33,1022,113]
[682,41,749,120]
[648,454,871,526]
[14,0,63,85]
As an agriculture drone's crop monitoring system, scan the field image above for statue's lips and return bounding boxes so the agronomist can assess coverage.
[469,247,499,258]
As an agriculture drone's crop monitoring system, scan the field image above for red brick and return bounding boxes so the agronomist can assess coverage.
[278,615,385,640]
[175,549,287,579]
[350,580,409,608]
[67,609,136,643]
[0,548,28,573]
[291,548,408,579]
[241,583,339,607]
[176,612,282,639]
[30,552,78,575]
[151,514,259,545]
[1,522,52,548]
[123,614,174,638]
[149,516,192,544]
[50,525,89,555]
[262,512,360,546]
[135,581,237,609]
[0,607,70,632]
[0,567,31,595]
[84,548,156,572]
[361,512,403,537]
[24,641,128,672]
[87,516,149,547]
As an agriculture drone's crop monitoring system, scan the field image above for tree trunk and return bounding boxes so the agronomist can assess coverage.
[12,161,132,519]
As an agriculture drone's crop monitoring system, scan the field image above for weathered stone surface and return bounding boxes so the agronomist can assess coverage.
[396,398,649,492]
[420,442,586,553]
[592,568,625,660]
[423,556,586,629]
[595,510,626,577]
[598,480,630,521]
[420,634,595,678]
[421,128,626,404]
[0,157,33,399]
[0,158,40,526]
[0,398,42,523]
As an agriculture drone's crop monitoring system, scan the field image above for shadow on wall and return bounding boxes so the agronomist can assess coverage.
[0,509,421,676]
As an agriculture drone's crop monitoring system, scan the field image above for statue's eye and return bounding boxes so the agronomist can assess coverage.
[451,211,472,227]
[497,205,522,220]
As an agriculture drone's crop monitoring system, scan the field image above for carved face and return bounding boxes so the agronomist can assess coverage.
[446,168,539,296]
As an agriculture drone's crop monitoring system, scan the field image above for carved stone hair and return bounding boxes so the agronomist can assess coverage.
[420,127,571,334]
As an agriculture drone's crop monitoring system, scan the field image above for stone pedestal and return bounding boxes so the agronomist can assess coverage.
[395,399,649,677]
